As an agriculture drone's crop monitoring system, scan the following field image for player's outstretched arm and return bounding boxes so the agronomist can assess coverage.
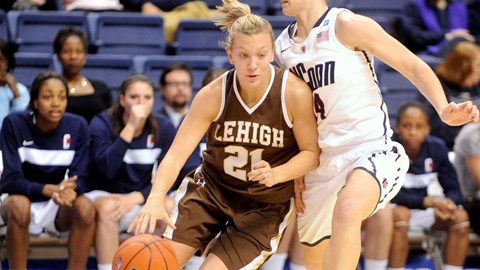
[128,78,223,234]
[335,12,479,126]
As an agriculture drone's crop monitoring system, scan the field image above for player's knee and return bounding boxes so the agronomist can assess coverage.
[392,206,410,223]
[72,195,95,225]
[334,197,363,225]
[94,197,116,222]
[453,208,469,224]
[5,195,31,226]
[450,208,470,236]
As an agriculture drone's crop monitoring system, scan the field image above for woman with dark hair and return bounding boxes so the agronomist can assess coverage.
[86,73,176,270]
[390,100,469,270]
[53,27,112,123]
[0,39,29,130]
[0,71,95,270]
[419,41,480,149]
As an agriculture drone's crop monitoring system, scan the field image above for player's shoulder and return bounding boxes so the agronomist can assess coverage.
[284,70,312,99]
[335,8,377,32]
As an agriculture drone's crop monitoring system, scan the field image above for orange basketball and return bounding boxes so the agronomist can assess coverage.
[112,234,178,270]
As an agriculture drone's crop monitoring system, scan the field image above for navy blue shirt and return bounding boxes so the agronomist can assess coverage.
[88,111,176,200]
[0,111,90,202]
[392,134,463,209]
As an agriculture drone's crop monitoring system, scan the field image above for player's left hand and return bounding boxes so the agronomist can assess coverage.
[248,160,277,187]
[439,101,479,126]
[294,177,306,214]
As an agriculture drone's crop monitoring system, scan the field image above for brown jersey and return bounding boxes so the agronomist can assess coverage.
[201,65,299,203]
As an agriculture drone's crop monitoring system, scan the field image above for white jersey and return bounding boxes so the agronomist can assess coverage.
[275,8,393,153]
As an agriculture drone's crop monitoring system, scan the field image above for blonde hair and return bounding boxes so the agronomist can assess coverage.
[214,0,274,49]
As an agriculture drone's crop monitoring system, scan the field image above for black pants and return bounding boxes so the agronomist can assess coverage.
[464,197,480,235]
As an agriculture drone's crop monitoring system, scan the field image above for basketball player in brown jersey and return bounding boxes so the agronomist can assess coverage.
[128,0,320,269]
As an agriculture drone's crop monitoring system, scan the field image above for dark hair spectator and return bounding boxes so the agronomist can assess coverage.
[0,70,95,270]
[85,73,176,270]
[53,27,112,123]
[390,100,470,270]
[158,63,201,196]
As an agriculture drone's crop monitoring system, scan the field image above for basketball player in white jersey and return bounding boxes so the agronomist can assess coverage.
[274,0,480,269]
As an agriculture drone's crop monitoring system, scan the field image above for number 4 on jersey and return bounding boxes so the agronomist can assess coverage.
[314,93,326,120]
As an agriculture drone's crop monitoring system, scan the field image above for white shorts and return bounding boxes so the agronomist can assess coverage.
[0,194,60,235]
[391,205,436,230]
[298,141,409,246]
[84,190,142,232]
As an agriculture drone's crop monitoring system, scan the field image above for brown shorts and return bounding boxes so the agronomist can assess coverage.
[164,172,294,269]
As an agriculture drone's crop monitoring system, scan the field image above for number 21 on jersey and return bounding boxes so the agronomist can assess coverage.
[224,146,264,181]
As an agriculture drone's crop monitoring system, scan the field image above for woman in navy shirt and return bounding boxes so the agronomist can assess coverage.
[0,71,95,270]
[86,73,176,270]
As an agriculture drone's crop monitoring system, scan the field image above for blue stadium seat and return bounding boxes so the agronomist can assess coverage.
[264,15,294,38]
[174,16,292,56]
[81,54,135,98]
[267,0,346,15]
[376,60,418,127]
[212,55,233,70]
[134,55,214,111]
[0,10,8,42]
[12,52,55,88]
[134,55,213,91]
[376,60,417,94]
[368,15,397,34]
[344,0,406,17]
[7,11,88,53]
[204,0,268,14]
[342,0,406,36]
[174,19,225,56]
[419,55,443,69]
[88,12,165,55]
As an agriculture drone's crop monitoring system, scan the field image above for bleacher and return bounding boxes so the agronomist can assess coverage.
[0,1,479,269]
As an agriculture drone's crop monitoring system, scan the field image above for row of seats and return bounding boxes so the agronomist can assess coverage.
[265,0,408,16]
[0,10,294,56]
[0,0,412,56]
[13,52,232,94]
[376,55,443,126]
[13,50,443,126]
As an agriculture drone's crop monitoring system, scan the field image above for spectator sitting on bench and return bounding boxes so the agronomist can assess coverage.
[388,101,470,270]
[453,122,480,236]
[0,71,95,270]
[85,74,176,270]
